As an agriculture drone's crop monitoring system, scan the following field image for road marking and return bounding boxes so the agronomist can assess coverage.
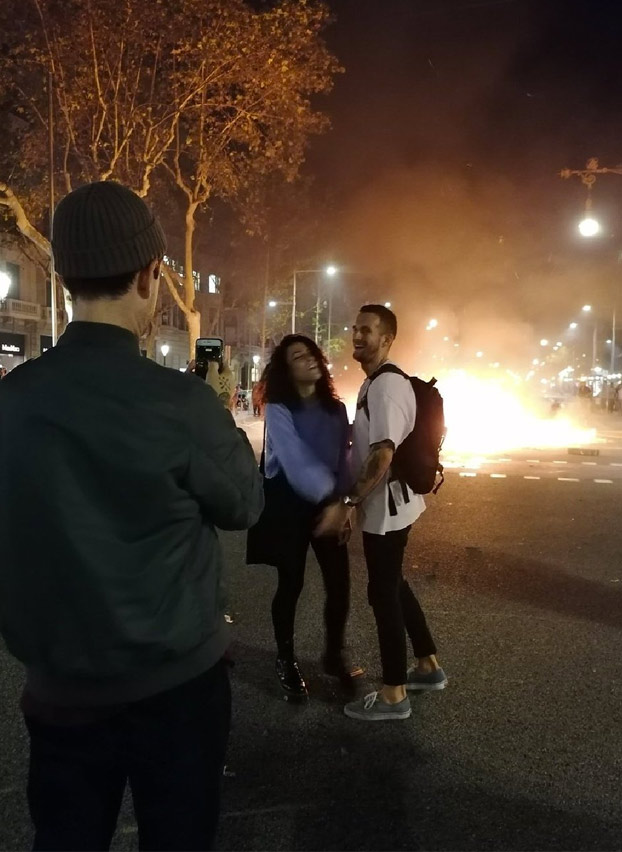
[526,459,540,463]
[611,463,622,467]
[558,477,579,482]
[497,458,512,462]
[490,473,507,478]
[581,461,597,465]
[594,479,613,484]
[459,472,477,477]
[553,460,567,465]
[524,475,540,480]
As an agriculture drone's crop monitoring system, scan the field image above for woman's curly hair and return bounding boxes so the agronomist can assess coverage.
[260,334,340,410]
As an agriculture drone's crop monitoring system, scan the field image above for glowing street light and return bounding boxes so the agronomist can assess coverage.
[569,322,578,330]
[160,343,169,366]
[268,300,278,308]
[540,339,549,346]
[326,266,337,277]
[578,216,600,237]
[475,351,483,358]
[426,318,438,331]
[384,301,392,308]
[582,305,592,312]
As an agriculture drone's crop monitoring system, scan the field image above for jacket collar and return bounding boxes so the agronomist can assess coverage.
[56,322,141,356]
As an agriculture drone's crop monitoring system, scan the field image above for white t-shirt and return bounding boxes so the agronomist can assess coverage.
[351,362,426,535]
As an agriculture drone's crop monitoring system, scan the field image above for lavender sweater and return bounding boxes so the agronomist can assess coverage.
[264,398,350,504]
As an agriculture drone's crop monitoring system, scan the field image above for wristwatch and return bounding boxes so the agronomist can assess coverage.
[341,495,361,508]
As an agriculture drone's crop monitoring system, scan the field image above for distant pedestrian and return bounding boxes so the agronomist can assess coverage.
[0,181,263,851]
[316,304,447,721]
[252,379,264,417]
[246,334,363,698]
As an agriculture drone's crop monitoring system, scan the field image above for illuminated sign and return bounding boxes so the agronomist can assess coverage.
[0,332,24,356]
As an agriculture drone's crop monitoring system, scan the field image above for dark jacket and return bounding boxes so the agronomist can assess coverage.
[0,322,263,706]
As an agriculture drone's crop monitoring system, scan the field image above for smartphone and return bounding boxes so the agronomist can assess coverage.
[195,337,223,379]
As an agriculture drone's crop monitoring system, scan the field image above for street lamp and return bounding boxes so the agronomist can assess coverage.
[268,300,277,308]
[384,301,392,308]
[426,318,438,331]
[578,216,600,237]
[582,305,592,312]
[540,339,549,346]
[160,343,169,366]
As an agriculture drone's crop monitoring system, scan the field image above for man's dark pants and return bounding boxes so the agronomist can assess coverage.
[24,659,231,852]
[363,525,437,686]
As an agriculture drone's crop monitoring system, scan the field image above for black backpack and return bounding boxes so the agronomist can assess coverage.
[358,364,446,504]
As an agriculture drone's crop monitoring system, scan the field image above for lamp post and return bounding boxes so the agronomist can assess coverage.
[581,304,599,371]
[325,265,337,358]
[160,343,169,367]
[561,158,622,375]
[291,265,336,339]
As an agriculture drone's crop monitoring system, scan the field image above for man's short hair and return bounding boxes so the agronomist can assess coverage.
[62,270,139,302]
[359,304,398,338]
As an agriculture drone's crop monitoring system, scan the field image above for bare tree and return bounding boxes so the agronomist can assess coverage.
[0,0,340,358]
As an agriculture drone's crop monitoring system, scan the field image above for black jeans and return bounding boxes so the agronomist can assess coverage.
[24,659,231,852]
[363,526,437,686]
[272,534,350,658]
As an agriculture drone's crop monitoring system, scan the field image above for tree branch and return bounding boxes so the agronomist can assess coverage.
[0,182,50,255]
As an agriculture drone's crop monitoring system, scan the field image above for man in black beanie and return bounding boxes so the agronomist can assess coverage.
[0,181,264,851]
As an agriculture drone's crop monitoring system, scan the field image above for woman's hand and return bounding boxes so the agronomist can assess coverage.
[337,515,353,545]
[314,501,353,538]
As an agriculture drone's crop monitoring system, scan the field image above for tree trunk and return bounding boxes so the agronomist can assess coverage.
[184,202,200,361]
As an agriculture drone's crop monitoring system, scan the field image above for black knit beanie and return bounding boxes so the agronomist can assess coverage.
[52,181,166,279]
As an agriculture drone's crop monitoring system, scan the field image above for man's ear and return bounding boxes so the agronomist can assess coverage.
[136,260,160,299]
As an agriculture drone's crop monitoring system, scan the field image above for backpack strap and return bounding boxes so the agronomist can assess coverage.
[356,363,410,419]
[356,363,411,517]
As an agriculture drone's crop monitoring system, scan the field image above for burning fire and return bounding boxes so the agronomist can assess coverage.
[341,369,597,457]
[440,371,596,456]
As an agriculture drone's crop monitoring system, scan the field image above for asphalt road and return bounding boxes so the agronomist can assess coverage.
[2,414,622,850]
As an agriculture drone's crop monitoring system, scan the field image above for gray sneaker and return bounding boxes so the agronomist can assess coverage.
[344,691,411,721]
[406,666,448,692]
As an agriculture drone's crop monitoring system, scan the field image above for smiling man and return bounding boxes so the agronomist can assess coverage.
[316,304,447,721]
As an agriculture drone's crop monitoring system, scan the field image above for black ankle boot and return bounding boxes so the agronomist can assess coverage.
[275,656,308,698]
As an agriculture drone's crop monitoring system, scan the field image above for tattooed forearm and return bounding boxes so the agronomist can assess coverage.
[351,440,395,502]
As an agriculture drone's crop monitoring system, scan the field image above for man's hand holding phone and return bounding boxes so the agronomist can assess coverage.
[206,361,234,406]
[185,358,234,407]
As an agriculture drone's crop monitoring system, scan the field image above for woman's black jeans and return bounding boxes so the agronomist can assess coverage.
[272,532,350,659]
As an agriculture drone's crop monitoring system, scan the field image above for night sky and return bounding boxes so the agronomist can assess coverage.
[303,0,622,363]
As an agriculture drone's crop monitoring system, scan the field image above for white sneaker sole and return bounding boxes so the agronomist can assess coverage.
[406,679,448,692]
[343,706,412,721]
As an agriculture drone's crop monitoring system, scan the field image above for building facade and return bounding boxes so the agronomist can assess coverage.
[0,238,63,373]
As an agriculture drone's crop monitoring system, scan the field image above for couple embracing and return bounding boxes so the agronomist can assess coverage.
[248,304,447,721]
